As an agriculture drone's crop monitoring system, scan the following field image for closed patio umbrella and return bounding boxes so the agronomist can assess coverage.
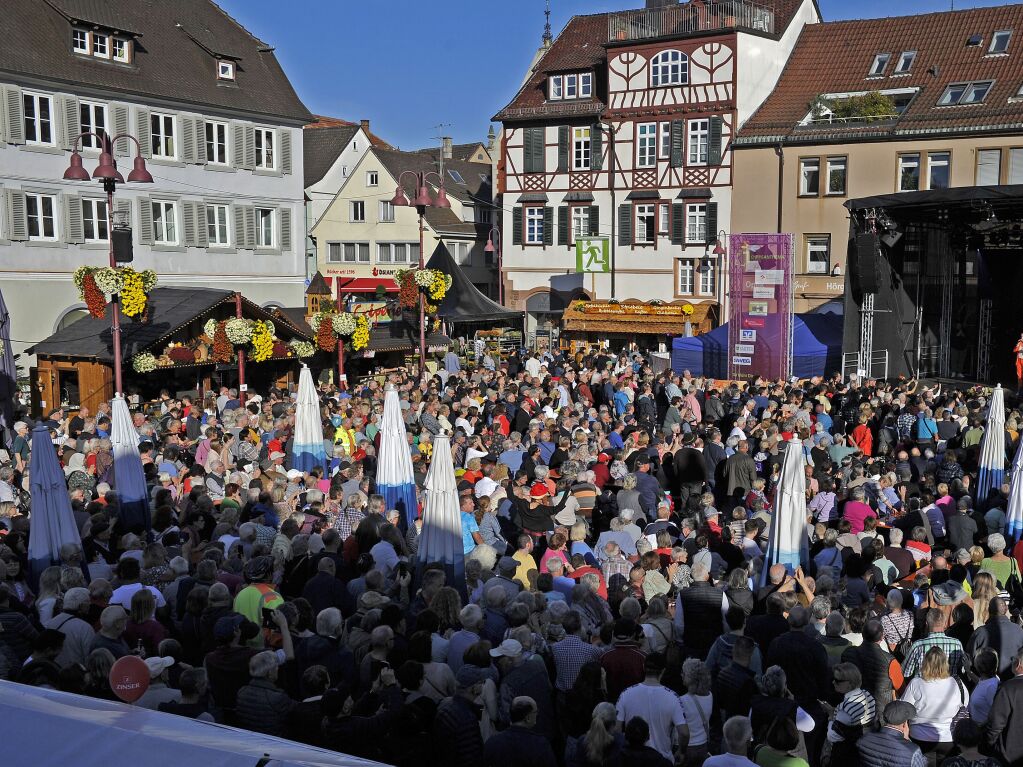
[292,365,327,474]
[377,384,418,532]
[416,430,465,598]
[110,394,150,535]
[758,437,809,586]
[27,424,81,586]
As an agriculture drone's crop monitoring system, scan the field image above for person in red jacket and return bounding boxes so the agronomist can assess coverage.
[851,414,873,457]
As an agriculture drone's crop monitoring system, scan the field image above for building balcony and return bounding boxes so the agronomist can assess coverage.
[607,0,775,43]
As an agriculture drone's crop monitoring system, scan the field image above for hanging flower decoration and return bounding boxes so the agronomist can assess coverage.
[224,318,253,345]
[120,268,148,317]
[351,315,370,352]
[73,266,157,319]
[132,352,157,373]
[393,268,450,313]
[83,272,107,318]
[317,315,337,352]
[212,321,233,363]
[682,304,695,316]
[395,269,418,310]
[332,312,356,336]
[203,319,218,339]
[249,320,275,362]
[289,340,315,358]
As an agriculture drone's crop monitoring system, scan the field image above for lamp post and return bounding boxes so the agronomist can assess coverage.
[64,133,153,395]
[390,171,450,378]
[483,227,503,304]
[705,229,728,322]
[596,121,618,299]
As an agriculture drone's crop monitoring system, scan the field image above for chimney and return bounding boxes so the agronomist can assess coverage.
[442,137,453,160]
[360,119,370,131]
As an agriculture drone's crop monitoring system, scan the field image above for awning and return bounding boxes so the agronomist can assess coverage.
[564,191,595,202]
[335,278,398,293]
[677,188,713,199]
[517,193,549,203]
[625,190,660,200]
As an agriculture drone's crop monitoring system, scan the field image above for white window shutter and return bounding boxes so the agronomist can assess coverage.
[6,190,27,240]
[194,202,208,247]
[114,198,131,228]
[181,117,196,164]
[244,126,256,169]
[111,104,130,156]
[195,120,207,164]
[137,196,153,245]
[231,123,246,169]
[280,207,292,252]
[135,107,151,158]
[182,200,196,246]
[4,86,24,145]
[244,205,255,249]
[62,193,84,243]
[280,130,292,175]
[60,94,80,151]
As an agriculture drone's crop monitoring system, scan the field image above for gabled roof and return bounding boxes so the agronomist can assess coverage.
[307,116,393,150]
[5,0,311,123]
[413,143,491,163]
[737,4,1023,144]
[306,271,332,296]
[423,207,490,240]
[374,148,493,207]
[303,124,360,186]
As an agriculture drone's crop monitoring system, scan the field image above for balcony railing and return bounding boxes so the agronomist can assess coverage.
[607,0,775,42]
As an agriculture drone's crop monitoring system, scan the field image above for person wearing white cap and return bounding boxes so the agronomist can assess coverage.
[136,655,181,710]
[45,586,95,668]
[11,421,30,472]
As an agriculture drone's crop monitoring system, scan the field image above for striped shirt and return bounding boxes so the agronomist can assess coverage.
[901,632,965,679]
[834,687,876,728]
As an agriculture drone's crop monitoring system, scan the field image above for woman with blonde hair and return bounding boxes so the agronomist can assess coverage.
[640,595,675,654]
[901,646,968,764]
[565,701,622,767]
[34,565,63,624]
[970,572,999,629]
[123,587,166,656]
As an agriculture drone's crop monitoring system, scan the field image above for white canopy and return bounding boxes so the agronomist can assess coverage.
[0,680,389,767]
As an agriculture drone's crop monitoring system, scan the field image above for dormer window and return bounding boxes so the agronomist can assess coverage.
[548,72,591,102]
[868,53,890,77]
[112,38,130,62]
[990,30,1012,54]
[92,33,109,58]
[894,51,916,75]
[217,60,235,81]
[71,26,132,63]
[72,28,89,54]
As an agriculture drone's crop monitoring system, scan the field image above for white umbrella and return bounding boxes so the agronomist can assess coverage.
[416,430,465,596]
[1007,437,1023,543]
[976,384,1006,506]
[110,394,150,535]
[759,437,809,586]
[292,365,327,474]
[377,384,418,531]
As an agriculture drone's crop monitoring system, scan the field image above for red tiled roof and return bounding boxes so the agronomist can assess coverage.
[738,4,1023,143]
[306,115,393,150]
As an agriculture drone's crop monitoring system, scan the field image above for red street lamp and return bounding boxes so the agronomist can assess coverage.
[63,132,153,396]
[392,170,449,378]
[484,227,503,304]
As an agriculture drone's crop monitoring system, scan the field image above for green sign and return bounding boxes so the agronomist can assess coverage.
[575,237,610,273]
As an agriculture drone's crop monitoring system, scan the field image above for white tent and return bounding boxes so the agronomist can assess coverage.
[0,680,389,767]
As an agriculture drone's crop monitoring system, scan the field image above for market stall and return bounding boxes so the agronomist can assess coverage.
[561,300,716,355]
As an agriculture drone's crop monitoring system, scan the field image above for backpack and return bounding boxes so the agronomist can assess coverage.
[891,618,913,662]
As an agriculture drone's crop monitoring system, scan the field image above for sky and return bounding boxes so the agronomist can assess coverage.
[217,0,1016,150]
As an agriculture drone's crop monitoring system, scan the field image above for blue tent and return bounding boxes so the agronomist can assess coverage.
[671,313,843,379]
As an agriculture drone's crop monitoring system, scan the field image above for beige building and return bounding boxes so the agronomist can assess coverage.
[732,5,1023,313]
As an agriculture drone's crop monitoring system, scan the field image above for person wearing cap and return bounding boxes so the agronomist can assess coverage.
[45,586,95,668]
[483,695,557,767]
[137,655,182,710]
[10,421,30,473]
[856,700,925,767]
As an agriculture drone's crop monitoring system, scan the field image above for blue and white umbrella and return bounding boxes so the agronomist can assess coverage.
[759,437,809,586]
[292,365,327,474]
[110,394,150,535]
[377,384,418,532]
[976,384,1006,506]
[1006,436,1023,543]
[416,431,465,597]
[28,424,81,586]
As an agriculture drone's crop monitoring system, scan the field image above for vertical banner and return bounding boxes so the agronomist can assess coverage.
[728,233,794,381]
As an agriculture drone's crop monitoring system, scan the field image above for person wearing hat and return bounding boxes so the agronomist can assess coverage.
[10,421,30,473]
[45,586,95,668]
[855,700,924,767]
[233,556,284,640]
[137,655,182,710]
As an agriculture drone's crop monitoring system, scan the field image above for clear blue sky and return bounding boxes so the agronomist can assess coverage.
[217,0,1015,150]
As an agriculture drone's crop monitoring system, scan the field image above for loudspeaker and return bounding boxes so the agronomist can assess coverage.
[112,228,134,263]
[849,232,881,294]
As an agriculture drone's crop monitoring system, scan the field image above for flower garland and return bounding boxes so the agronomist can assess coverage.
[395,270,418,310]
[316,315,337,352]
[332,312,356,336]
[393,268,450,312]
[203,319,218,339]
[212,321,233,363]
[120,268,148,317]
[289,340,315,358]
[73,266,157,319]
[351,315,370,352]
[224,318,253,345]
[83,272,106,318]
[250,321,274,362]
[132,352,157,373]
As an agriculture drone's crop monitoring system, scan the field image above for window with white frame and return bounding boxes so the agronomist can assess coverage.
[549,73,591,100]
[151,200,178,245]
[990,30,1012,54]
[73,28,89,54]
[80,101,107,149]
[329,242,369,263]
[659,203,670,234]
[23,93,54,145]
[565,74,578,99]
[82,198,108,243]
[571,206,590,244]
[976,148,1002,185]
[379,200,395,222]
[679,260,695,294]
[207,204,230,246]
[806,236,830,274]
[205,121,228,165]
[580,72,592,97]
[367,171,379,187]
[800,158,821,196]
[573,127,591,170]
[255,207,275,248]
[636,204,656,244]
[525,207,544,245]
[688,119,708,165]
[938,81,993,105]
[25,193,57,241]
[686,203,707,243]
[92,33,109,58]
[637,123,657,168]
[927,151,950,189]
[659,122,671,159]
[350,200,365,222]
[868,53,890,76]
[254,128,275,169]
[112,38,130,62]
[151,113,175,158]
[549,76,563,100]
[217,60,235,80]
[894,51,916,74]
[699,262,716,295]
[448,241,472,266]
[826,156,846,195]
[651,50,688,86]
[898,153,920,192]
[377,242,415,264]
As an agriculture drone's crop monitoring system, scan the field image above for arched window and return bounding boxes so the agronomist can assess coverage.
[54,305,89,333]
[651,50,688,87]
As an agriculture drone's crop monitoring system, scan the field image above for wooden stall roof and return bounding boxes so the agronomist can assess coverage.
[28,287,312,362]
[562,300,714,335]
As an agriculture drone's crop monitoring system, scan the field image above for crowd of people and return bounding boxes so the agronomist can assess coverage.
[1,346,1022,767]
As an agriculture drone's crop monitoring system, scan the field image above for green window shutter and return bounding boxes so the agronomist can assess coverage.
[708,116,723,166]
[59,95,80,151]
[670,120,684,168]
[280,130,293,175]
[6,190,28,240]
[5,86,25,145]
[618,204,631,246]
[671,203,685,244]
[590,125,602,171]
[137,196,153,245]
[280,207,293,251]
[706,202,718,244]
[512,207,523,245]
[110,104,130,156]
[522,129,534,173]
[134,107,151,158]
[543,206,553,246]
[557,205,569,245]
[62,193,83,244]
[535,128,546,172]
[524,127,546,173]
[588,206,600,237]
[557,126,569,172]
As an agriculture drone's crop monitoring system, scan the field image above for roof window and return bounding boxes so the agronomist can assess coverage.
[217,60,235,81]
[990,30,1012,54]
[893,51,916,75]
[448,169,465,184]
[868,53,891,77]
[937,80,993,106]
[967,34,983,47]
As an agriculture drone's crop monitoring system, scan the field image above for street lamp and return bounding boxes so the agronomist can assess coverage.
[483,227,503,304]
[703,229,728,322]
[391,170,450,378]
[63,133,153,395]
